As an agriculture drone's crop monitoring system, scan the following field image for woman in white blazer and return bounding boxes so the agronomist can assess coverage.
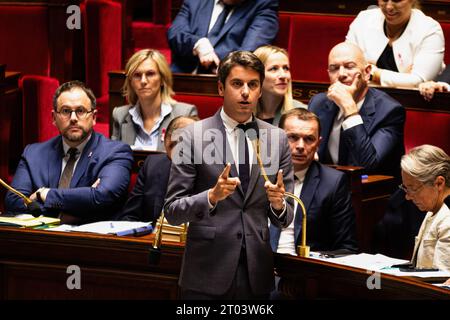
[111,49,198,151]
[400,144,450,271]
[346,1,445,88]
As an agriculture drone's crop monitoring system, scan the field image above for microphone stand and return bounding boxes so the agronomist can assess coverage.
[252,139,310,258]
[149,212,164,264]
[0,178,42,217]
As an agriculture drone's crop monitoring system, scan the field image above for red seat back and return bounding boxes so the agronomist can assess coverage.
[20,75,60,145]
[405,110,450,154]
[175,94,223,119]
[287,13,354,82]
[0,5,50,76]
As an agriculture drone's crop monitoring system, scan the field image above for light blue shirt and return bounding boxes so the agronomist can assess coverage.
[128,102,172,150]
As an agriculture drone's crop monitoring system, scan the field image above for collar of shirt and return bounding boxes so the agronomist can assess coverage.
[129,102,173,137]
[294,167,308,184]
[220,107,253,134]
[62,133,92,158]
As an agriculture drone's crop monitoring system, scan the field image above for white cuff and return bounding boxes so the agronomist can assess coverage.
[270,198,286,218]
[193,37,215,57]
[207,190,217,211]
[342,115,363,130]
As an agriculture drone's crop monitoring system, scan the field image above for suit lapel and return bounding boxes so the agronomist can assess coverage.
[199,0,215,37]
[294,163,319,245]
[210,1,249,47]
[71,133,97,187]
[49,137,63,188]
[210,111,240,180]
[359,89,376,133]
[122,114,137,145]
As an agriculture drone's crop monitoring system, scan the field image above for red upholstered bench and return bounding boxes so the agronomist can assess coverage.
[83,0,122,125]
[440,21,450,65]
[0,5,50,76]
[282,13,355,82]
[405,110,450,154]
[20,75,60,145]
[174,94,223,119]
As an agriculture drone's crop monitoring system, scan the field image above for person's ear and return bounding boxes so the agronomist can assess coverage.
[52,110,57,126]
[218,81,224,97]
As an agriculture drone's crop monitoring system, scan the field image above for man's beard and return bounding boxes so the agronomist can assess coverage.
[63,127,90,143]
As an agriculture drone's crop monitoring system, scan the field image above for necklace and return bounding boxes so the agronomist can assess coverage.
[383,20,408,43]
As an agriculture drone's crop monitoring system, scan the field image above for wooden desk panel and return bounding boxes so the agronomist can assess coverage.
[1,226,448,299]
[274,253,450,300]
[0,227,183,299]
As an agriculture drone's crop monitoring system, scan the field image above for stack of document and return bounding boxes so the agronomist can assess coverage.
[49,221,153,236]
[0,214,60,228]
[313,252,450,281]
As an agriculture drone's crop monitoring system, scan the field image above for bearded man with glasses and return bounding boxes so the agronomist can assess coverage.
[4,81,133,225]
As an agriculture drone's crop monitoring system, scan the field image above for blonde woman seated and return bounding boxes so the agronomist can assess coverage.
[112,49,198,151]
[400,145,450,271]
[346,0,445,88]
[253,45,306,126]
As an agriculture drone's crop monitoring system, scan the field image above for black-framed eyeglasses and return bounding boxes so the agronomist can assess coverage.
[56,108,94,120]
[398,183,425,195]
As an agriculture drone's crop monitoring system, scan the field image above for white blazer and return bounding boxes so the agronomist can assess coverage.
[412,203,450,271]
[346,8,445,88]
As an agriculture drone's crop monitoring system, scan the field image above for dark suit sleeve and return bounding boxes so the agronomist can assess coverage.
[44,143,133,216]
[117,159,148,222]
[167,0,202,58]
[267,129,294,228]
[328,173,358,252]
[164,127,211,226]
[239,0,279,52]
[342,102,405,172]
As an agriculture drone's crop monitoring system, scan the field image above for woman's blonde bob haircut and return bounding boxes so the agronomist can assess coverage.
[122,49,176,105]
[253,45,295,116]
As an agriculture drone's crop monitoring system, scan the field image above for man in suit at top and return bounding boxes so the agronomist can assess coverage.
[118,115,199,223]
[164,51,294,299]
[270,108,358,256]
[308,42,405,178]
[5,81,133,225]
[167,0,279,74]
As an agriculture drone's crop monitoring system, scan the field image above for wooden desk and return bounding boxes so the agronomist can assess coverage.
[274,253,450,300]
[1,226,448,300]
[0,226,183,299]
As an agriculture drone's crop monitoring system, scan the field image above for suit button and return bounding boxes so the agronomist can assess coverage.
[237,232,242,239]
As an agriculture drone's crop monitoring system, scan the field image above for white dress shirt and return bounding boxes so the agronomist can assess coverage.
[328,98,365,164]
[276,168,307,256]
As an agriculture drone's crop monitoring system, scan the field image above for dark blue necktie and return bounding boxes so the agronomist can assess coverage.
[338,127,349,164]
[208,4,232,44]
[236,123,251,194]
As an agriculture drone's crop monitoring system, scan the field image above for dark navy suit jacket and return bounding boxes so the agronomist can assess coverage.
[309,88,405,177]
[167,0,279,73]
[270,161,358,253]
[118,153,171,223]
[5,132,133,223]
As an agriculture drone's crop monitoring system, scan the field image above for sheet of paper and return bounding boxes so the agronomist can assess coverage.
[72,221,151,234]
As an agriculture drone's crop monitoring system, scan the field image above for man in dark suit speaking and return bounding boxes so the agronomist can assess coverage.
[168,0,279,73]
[164,51,294,299]
[5,81,133,225]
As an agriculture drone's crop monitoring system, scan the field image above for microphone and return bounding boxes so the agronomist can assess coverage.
[0,178,43,217]
[247,126,310,257]
[149,212,164,265]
